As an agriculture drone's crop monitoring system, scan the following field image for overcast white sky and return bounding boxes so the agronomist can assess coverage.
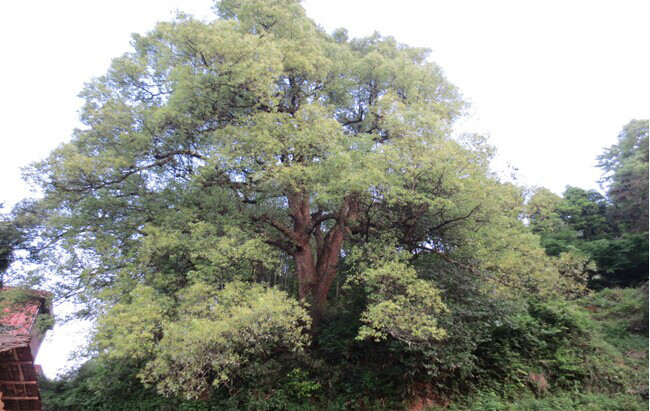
[1,0,648,378]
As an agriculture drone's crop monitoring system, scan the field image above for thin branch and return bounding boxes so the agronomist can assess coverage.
[430,204,480,233]
[414,245,479,274]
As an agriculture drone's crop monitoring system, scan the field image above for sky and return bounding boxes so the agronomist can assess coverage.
[0,0,648,378]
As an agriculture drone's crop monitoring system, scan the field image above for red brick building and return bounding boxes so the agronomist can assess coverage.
[0,289,53,411]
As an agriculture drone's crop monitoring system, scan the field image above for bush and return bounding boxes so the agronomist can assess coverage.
[42,287,648,410]
[475,297,634,393]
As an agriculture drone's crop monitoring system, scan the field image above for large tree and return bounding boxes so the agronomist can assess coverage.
[10,0,583,398]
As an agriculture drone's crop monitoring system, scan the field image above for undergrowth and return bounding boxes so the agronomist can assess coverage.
[433,286,648,411]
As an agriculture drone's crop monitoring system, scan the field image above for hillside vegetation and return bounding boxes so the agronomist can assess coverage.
[39,286,648,411]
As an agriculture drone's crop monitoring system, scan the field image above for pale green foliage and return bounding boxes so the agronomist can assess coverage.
[141,282,310,399]
[96,285,173,361]
[348,241,447,345]
[356,261,447,344]
[20,0,468,309]
[464,183,589,297]
[140,223,280,286]
[553,251,593,297]
[216,0,331,78]
[96,282,310,399]
[215,103,362,200]
[526,188,565,233]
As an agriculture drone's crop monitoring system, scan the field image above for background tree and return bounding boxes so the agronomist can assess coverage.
[528,120,649,287]
[0,204,19,278]
[0,201,43,285]
[598,119,649,233]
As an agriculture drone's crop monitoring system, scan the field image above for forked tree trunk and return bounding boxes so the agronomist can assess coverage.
[284,191,358,321]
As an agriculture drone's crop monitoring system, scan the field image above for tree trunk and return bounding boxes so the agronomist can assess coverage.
[313,222,345,315]
[294,235,318,302]
[282,191,358,321]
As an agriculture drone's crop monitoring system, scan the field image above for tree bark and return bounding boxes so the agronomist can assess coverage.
[312,222,345,315]
[294,234,318,301]
[279,191,358,320]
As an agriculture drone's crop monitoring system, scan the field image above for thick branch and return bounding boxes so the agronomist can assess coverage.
[313,224,325,258]
[255,216,300,244]
[263,238,296,254]
[309,212,338,231]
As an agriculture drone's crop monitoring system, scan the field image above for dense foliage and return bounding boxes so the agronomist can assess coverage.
[435,286,649,411]
[0,1,646,410]
[39,286,648,411]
